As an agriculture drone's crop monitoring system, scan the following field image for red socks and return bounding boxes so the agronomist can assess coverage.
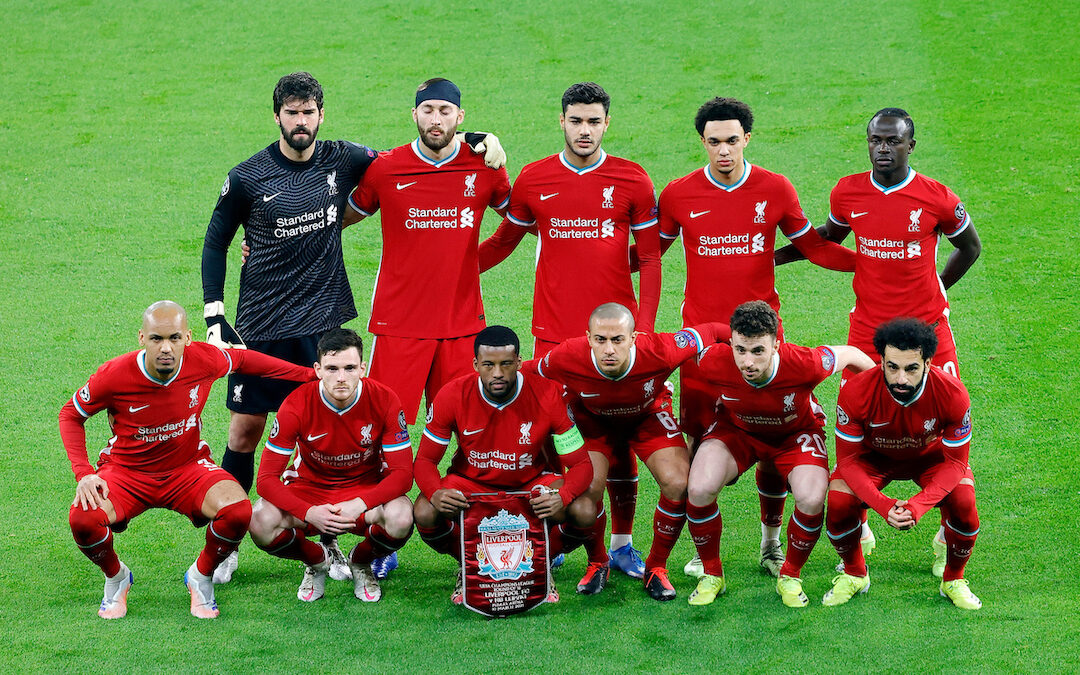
[686,501,723,577]
[780,508,823,578]
[349,524,412,565]
[645,495,686,571]
[197,500,252,575]
[756,467,787,530]
[69,505,121,577]
[262,527,326,565]
[941,483,979,581]
[826,490,866,577]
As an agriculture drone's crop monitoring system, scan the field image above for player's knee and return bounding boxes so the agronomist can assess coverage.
[791,474,828,514]
[382,498,415,538]
[214,499,252,538]
[659,474,688,501]
[413,496,438,528]
[568,495,596,528]
[686,479,718,508]
[826,489,862,528]
[227,414,267,453]
[69,505,109,538]
[944,483,979,531]
[247,500,278,545]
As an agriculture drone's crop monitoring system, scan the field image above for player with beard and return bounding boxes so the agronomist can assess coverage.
[823,318,981,610]
[60,302,315,619]
[478,82,662,579]
[344,78,511,427]
[412,326,594,604]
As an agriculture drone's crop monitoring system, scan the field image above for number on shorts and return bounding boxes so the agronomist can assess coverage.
[797,433,827,459]
[197,458,222,472]
[656,410,679,432]
[942,360,958,376]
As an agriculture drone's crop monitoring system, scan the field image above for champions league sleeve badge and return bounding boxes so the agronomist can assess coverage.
[459,492,551,617]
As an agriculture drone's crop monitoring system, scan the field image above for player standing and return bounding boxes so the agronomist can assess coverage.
[479,81,663,578]
[684,301,873,607]
[528,303,728,600]
[777,107,982,566]
[61,302,315,619]
[248,329,413,603]
[823,319,981,610]
[412,326,595,603]
[640,98,856,578]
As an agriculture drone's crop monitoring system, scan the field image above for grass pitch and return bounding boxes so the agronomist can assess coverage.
[3,0,1078,672]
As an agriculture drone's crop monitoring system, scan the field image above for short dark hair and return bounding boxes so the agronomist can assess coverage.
[872,318,937,360]
[474,325,520,357]
[317,327,363,360]
[562,82,610,114]
[730,300,778,339]
[695,97,754,136]
[273,72,324,114]
[869,107,915,140]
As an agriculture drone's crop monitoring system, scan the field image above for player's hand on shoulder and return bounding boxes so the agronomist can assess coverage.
[73,474,109,511]
[431,488,469,516]
[240,239,250,267]
[458,131,507,169]
[204,301,246,349]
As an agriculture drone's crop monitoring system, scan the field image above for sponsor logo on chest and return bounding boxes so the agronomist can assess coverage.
[406,206,475,229]
[696,232,766,256]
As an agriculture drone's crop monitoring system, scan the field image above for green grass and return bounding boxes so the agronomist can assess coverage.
[3,0,1079,672]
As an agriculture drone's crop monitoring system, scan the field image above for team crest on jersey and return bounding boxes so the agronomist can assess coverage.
[836,405,849,426]
[270,418,279,438]
[232,384,243,403]
[924,417,937,433]
[754,200,768,224]
[79,385,91,403]
[327,170,338,196]
[643,380,655,397]
[475,509,535,581]
[673,330,698,350]
[361,424,373,446]
[602,185,615,209]
[464,173,477,197]
[820,347,836,373]
[399,411,408,431]
[188,385,200,408]
[519,422,533,445]
[220,175,230,197]
[954,202,966,221]
[908,208,923,232]
[783,392,796,411]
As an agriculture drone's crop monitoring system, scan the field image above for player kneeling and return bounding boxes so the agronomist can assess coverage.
[685,301,874,607]
[249,328,413,603]
[412,326,595,604]
[824,318,981,610]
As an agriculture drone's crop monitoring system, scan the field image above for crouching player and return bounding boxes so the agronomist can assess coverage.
[61,301,317,619]
[413,326,595,604]
[685,301,874,607]
[824,318,981,609]
[249,328,413,603]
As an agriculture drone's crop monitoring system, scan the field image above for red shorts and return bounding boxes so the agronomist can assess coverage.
[845,313,960,384]
[441,472,561,497]
[831,449,975,492]
[368,334,476,424]
[96,443,235,527]
[704,419,829,478]
[277,479,386,535]
[575,393,686,463]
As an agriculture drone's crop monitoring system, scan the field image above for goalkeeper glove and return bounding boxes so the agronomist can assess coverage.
[204,301,246,349]
[459,131,507,169]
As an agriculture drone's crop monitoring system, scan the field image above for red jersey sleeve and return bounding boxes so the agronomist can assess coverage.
[228,348,316,382]
[505,170,536,227]
[934,185,971,238]
[489,167,512,214]
[906,393,973,521]
[657,182,682,243]
[60,363,118,480]
[478,218,530,272]
[415,389,456,499]
[834,389,895,519]
[347,156,383,217]
[630,172,661,333]
[257,401,311,521]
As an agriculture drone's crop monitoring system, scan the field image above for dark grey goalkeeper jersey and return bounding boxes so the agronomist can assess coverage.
[201,140,378,340]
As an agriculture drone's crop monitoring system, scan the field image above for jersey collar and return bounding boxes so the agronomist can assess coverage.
[702,161,752,192]
[411,138,460,168]
[320,381,362,415]
[747,351,781,389]
[559,149,607,175]
[477,372,524,409]
[590,345,637,381]
[870,168,917,195]
[137,350,183,386]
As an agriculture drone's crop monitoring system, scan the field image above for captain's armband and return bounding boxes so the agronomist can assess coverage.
[553,425,584,455]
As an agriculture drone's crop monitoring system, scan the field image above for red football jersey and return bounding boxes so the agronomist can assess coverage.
[698,342,836,438]
[349,140,511,338]
[532,326,720,421]
[60,343,313,479]
[505,151,660,339]
[828,170,970,344]
[658,162,812,324]
[835,364,972,520]
[257,379,412,520]
[416,372,586,499]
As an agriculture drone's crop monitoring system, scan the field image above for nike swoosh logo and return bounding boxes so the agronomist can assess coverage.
[462,428,485,436]
[128,404,150,413]
[539,192,559,201]
[666,431,682,439]
[579,393,601,398]
[306,433,328,441]
[689,210,710,219]
[263,192,281,202]
[850,211,869,219]
[720,395,739,401]
[396,181,417,190]
[868,421,889,428]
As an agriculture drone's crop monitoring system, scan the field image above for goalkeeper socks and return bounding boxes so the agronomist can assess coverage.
[221,447,255,493]
[686,501,723,577]
[780,508,823,578]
